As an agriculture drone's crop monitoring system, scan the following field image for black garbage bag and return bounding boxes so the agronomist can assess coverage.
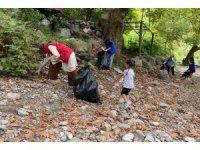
[96,51,109,69]
[74,67,101,103]
[182,70,190,77]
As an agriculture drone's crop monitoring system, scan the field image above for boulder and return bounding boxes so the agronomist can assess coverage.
[155,56,163,65]
[132,57,143,67]
[59,28,71,38]
[71,24,80,34]
[41,18,50,26]
[159,70,169,80]
[143,55,156,66]
[142,60,154,71]
[68,38,92,52]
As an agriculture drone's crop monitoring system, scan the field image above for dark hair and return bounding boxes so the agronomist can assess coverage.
[126,60,133,67]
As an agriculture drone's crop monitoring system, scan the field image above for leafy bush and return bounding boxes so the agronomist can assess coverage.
[0,11,45,77]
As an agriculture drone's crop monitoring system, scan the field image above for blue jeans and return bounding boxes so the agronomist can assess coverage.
[109,54,115,69]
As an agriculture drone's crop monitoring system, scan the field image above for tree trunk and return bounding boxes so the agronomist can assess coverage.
[150,33,154,55]
[98,8,129,51]
[85,8,94,21]
[182,45,200,65]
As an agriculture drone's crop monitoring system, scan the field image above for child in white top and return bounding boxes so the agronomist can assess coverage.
[121,60,135,109]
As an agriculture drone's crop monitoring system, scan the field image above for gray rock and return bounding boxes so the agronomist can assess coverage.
[118,123,130,129]
[83,28,92,33]
[66,132,73,140]
[59,121,68,126]
[122,133,134,142]
[155,57,163,65]
[62,126,68,131]
[144,135,155,142]
[132,57,143,67]
[150,122,160,126]
[17,108,28,116]
[110,110,117,118]
[0,100,7,105]
[184,137,196,142]
[41,18,50,26]
[60,133,67,142]
[0,120,8,125]
[7,93,21,100]
[155,130,173,142]
[71,24,80,34]
[144,55,156,66]
[159,102,170,108]
[142,60,154,71]
[59,28,71,38]
[133,130,145,141]
[68,137,82,142]
[159,70,169,80]
[0,125,7,130]
[104,123,111,131]
[96,30,102,37]
[131,112,139,119]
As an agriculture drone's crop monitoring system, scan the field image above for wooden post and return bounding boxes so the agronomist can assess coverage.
[139,21,143,56]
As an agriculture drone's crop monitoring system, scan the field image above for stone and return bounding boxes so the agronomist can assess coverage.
[17,108,28,116]
[0,120,8,125]
[132,57,143,67]
[159,70,169,80]
[184,137,196,142]
[131,113,139,119]
[96,135,107,142]
[118,123,130,129]
[62,126,68,131]
[59,28,71,38]
[60,132,67,142]
[83,28,92,33]
[155,130,173,142]
[144,55,156,66]
[7,93,21,100]
[159,102,170,108]
[150,122,160,126]
[68,137,82,142]
[114,68,123,74]
[0,100,7,105]
[144,135,155,142]
[104,123,111,131]
[0,125,7,130]
[96,30,102,37]
[66,132,73,140]
[133,130,145,141]
[71,24,80,34]
[155,57,163,65]
[68,38,91,52]
[41,18,50,26]
[110,110,117,118]
[142,60,154,71]
[122,133,134,142]
[59,121,68,126]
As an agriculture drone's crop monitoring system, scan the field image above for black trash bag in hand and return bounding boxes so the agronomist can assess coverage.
[74,67,101,103]
[182,70,190,77]
[96,51,109,69]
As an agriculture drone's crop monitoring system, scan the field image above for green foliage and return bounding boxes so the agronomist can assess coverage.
[0,11,45,77]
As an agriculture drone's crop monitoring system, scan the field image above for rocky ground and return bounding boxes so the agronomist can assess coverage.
[0,66,200,142]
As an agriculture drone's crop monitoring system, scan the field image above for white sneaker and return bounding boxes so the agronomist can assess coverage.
[123,102,131,109]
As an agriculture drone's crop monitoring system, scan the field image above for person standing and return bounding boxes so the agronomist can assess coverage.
[164,54,175,76]
[106,38,117,69]
[37,42,78,87]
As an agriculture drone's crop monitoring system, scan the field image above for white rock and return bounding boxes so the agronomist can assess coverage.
[118,123,130,129]
[0,120,8,125]
[66,132,73,140]
[114,68,123,74]
[150,122,160,126]
[144,135,154,142]
[41,18,50,26]
[159,102,170,108]
[60,133,67,142]
[62,126,68,131]
[104,123,111,131]
[18,108,28,116]
[7,93,21,100]
[110,110,117,118]
[60,28,71,38]
[68,137,82,142]
[184,137,196,142]
[83,28,91,33]
[0,100,7,105]
[122,133,134,142]
[59,121,68,126]
[0,125,7,130]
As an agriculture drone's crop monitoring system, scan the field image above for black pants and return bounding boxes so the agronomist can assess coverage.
[167,67,175,76]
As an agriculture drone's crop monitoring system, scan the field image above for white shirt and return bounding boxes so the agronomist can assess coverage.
[48,45,60,64]
[123,68,135,89]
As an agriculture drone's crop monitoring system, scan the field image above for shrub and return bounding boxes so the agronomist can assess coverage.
[0,11,45,77]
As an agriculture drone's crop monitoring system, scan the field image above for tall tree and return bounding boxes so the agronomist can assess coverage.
[99,8,128,51]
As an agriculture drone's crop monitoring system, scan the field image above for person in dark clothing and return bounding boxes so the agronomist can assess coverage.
[163,54,175,76]
[105,39,117,69]
[188,57,196,77]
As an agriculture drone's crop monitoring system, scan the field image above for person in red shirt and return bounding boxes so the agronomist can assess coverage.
[37,42,78,87]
